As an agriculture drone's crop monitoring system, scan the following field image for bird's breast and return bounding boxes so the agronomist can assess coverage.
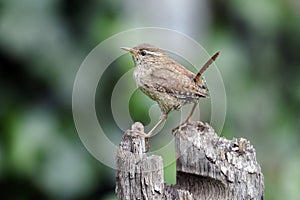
[133,65,153,87]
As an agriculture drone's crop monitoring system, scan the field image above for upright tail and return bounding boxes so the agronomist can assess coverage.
[194,51,220,84]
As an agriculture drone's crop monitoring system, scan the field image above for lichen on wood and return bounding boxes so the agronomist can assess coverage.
[116,121,264,200]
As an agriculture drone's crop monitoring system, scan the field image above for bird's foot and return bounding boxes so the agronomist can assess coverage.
[126,130,150,138]
[172,119,194,133]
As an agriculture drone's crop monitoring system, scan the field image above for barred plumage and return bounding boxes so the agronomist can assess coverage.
[121,44,219,138]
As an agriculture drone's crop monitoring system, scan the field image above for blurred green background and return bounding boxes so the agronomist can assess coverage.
[1,0,300,199]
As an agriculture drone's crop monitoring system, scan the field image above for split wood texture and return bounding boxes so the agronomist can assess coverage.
[116,121,264,200]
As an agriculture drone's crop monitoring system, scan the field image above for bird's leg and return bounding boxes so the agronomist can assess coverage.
[128,114,167,137]
[144,113,167,138]
[184,103,198,124]
[143,113,167,151]
[172,103,198,133]
[126,113,167,152]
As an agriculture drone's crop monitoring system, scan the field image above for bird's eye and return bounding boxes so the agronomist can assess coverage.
[140,50,147,56]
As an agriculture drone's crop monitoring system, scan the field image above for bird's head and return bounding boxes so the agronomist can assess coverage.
[121,43,167,65]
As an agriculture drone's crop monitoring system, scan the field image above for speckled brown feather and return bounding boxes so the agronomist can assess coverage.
[123,43,218,114]
[121,43,219,138]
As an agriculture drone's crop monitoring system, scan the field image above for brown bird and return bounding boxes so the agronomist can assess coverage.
[121,44,219,138]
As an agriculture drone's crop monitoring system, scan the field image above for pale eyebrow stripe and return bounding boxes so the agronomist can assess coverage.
[145,50,162,56]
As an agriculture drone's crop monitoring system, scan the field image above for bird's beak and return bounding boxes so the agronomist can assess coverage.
[121,47,138,55]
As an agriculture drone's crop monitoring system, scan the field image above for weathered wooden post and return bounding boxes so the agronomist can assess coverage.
[116,121,264,199]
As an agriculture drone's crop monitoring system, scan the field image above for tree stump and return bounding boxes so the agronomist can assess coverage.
[116,121,264,200]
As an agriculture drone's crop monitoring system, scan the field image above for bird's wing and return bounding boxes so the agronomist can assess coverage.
[148,67,209,101]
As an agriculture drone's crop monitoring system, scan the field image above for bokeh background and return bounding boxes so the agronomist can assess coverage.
[1,0,300,199]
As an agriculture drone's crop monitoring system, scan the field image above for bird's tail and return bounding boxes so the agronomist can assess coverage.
[194,51,220,84]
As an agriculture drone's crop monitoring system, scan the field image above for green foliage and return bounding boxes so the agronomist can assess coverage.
[0,0,299,199]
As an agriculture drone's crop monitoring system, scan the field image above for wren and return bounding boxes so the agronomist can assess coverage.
[121,44,219,138]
